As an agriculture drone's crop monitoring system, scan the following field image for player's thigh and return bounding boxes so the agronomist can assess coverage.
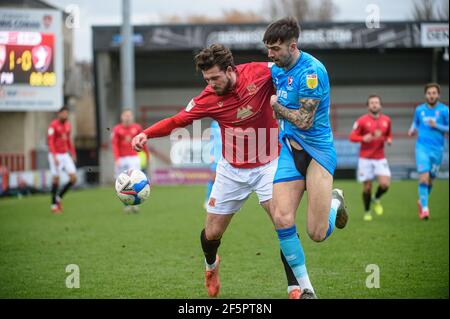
[305,159,333,233]
[253,159,278,206]
[259,199,274,223]
[48,153,62,177]
[129,156,141,171]
[416,148,431,175]
[61,154,76,175]
[429,151,443,179]
[204,212,234,240]
[357,158,375,183]
[374,159,390,181]
[272,180,305,228]
[207,163,252,214]
[116,157,133,178]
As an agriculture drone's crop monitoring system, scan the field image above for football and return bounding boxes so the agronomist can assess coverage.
[115,169,151,205]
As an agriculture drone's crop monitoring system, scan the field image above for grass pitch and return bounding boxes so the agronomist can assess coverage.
[0,180,448,298]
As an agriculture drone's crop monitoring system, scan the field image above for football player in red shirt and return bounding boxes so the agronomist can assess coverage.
[132,44,301,298]
[349,95,392,221]
[47,106,77,214]
[112,109,149,213]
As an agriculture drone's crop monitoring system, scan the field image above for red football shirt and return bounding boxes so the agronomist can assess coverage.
[349,113,392,159]
[112,123,145,160]
[143,62,279,168]
[47,119,75,156]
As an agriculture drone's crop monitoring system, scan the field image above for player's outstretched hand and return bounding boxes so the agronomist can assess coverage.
[132,133,147,152]
[408,128,416,137]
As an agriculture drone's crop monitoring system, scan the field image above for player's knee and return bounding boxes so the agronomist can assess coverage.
[363,182,372,193]
[307,229,327,243]
[272,207,295,229]
[379,182,390,190]
[52,176,59,184]
[70,174,77,184]
[363,186,372,193]
[307,224,328,242]
[204,227,223,241]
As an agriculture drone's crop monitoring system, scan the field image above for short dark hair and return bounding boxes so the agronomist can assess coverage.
[263,16,300,45]
[366,94,382,106]
[58,106,69,113]
[424,83,440,94]
[194,44,235,72]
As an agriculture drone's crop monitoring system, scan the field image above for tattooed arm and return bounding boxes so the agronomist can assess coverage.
[270,95,320,130]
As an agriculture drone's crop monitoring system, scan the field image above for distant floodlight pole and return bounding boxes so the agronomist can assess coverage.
[121,0,135,113]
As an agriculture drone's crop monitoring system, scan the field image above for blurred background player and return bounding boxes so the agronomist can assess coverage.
[47,106,77,214]
[349,95,392,221]
[112,109,149,213]
[408,83,449,220]
[204,120,222,209]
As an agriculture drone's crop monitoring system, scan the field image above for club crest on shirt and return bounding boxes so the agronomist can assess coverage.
[246,83,257,95]
[236,105,253,120]
[217,101,224,108]
[306,74,318,89]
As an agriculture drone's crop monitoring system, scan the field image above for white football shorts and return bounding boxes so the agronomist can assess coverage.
[357,157,391,182]
[48,153,76,177]
[206,157,278,214]
[115,155,141,178]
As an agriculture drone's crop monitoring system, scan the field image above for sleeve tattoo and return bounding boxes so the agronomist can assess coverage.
[272,98,320,130]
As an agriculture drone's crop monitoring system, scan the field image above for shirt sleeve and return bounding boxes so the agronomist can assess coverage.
[143,97,209,138]
[386,118,393,143]
[298,66,326,100]
[435,108,449,133]
[411,108,420,131]
[47,124,57,155]
[349,118,364,142]
[67,125,76,158]
[111,126,120,161]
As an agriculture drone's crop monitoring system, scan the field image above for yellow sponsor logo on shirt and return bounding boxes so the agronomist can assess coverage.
[306,74,318,89]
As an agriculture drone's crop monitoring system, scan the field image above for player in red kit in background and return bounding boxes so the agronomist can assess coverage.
[111,109,149,213]
[349,95,392,221]
[47,106,77,214]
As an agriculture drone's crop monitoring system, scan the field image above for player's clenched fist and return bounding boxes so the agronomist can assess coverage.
[132,132,147,152]
[270,94,278,107]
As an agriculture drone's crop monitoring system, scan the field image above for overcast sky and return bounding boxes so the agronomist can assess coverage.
[43,0,443,62]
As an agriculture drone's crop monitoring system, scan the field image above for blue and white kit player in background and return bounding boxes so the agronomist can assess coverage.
[263,16,349,298]
[204,120,222,209]
[408,83,449,220]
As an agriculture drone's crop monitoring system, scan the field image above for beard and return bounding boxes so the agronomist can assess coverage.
[272,51,293,68]
[213,78,232,96]
[426,97,438,106]
[369,109,380,116]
